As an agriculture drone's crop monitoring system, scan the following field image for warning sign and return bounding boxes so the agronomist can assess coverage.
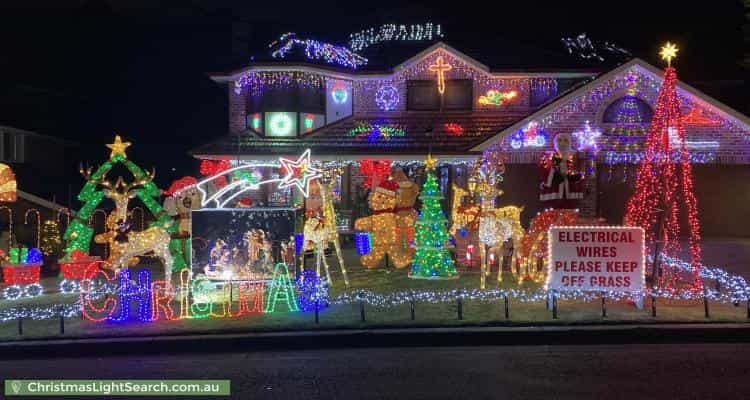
[546,226,645,292]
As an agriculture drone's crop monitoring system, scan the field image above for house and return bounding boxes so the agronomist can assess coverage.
[192,42,750,235]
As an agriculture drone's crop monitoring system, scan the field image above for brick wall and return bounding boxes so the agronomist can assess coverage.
[229,86,246,134]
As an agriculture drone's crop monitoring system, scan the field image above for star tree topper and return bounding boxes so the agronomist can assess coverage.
[106,135,132,159]
[659,42,678,66]
[278,149,321,197]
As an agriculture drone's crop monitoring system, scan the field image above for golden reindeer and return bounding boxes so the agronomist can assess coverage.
[302,182,349,287]
[467,159,525,288]
[84,168,174,289]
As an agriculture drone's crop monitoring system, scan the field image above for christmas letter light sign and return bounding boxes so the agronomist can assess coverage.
[546,226,645,292]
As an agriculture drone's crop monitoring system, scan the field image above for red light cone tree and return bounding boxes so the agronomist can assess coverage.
[623,43,702,291]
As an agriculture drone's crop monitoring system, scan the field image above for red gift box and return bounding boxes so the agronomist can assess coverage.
[2,264,41,285]
[59,254,101,281]
[60,260,98,280]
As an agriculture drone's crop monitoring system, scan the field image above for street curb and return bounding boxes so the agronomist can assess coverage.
[1,323,750,359]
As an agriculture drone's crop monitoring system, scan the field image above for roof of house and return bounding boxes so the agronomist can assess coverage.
[210,42,600,83]
[191,110,531,161]
[472,58,750,152]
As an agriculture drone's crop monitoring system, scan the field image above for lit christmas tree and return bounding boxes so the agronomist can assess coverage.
[410,154,457,279]
[623,42,702,290]
[605,71,649,181]
[40,219,62,256]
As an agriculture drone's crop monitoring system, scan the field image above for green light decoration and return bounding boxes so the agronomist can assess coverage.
[410,155,457,279]
[190,276,212,319]
[264,262,299,313]
[63,137,179,270]
[231,170,259,186]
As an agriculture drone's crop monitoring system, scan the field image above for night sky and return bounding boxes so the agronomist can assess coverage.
[0,0,746,197]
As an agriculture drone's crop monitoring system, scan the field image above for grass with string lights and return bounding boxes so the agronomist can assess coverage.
[0,247,748,342]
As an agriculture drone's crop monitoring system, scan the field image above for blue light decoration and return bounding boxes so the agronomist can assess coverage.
[354,231,372,255]
[331,81,349,104]
[510,121,548,149]
[375,85,400,111]
[296,270,329,312]
[108,269,152,323]
[294,233,305,256]
[25,248,43,264]
[269,32,367,69]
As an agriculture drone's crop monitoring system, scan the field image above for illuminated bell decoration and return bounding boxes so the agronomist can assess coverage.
[354,232,372,255]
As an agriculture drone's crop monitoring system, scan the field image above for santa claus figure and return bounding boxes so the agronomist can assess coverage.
[538,132,584,209]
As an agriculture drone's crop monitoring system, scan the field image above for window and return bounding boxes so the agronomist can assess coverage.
[442,80,472,110]
[247,86,325,114]
[407,79,472,110]
[602,96,654,125]
[407,80,440,110]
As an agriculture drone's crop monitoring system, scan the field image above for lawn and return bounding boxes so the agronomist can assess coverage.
[0,248,748,342]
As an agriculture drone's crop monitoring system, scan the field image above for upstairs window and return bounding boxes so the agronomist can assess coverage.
[407,79,472,111]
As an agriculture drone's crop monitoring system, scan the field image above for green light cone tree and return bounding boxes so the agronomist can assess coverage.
[410,155,457,279]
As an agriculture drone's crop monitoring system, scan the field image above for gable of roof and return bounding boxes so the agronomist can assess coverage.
[472,58,750,151]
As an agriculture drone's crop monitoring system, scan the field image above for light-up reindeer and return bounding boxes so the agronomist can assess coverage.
[85,168,174,289]
[302,182,349,287]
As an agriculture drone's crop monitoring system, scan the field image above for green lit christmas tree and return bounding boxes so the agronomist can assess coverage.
[410,154,457,279]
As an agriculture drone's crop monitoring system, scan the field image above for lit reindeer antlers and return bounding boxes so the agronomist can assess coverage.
[79,164,156,195]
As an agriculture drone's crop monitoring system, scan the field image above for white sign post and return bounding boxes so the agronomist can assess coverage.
[546,226,645,309]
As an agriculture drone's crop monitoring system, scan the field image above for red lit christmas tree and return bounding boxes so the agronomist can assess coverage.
[623,43,702,291]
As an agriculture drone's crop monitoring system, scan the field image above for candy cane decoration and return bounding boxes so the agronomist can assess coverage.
[56,207,71,229]
[0,206,13,249]
[24,208,41,249]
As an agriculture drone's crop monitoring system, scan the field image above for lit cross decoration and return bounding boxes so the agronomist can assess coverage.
[428,55,452,95]
[572,120,602,152]
[278,149,321,197]
[659,42,678,67]
[197,149,321,208]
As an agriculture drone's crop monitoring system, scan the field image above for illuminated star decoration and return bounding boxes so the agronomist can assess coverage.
[572,120,602,152]
[659,42,678,66]
[428,55,452,94]
[278,149,321,197]
[425,153,437,170]
[106,135,131,159]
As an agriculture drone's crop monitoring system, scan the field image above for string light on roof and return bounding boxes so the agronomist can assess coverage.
[348,23,444,52]
[269,32,367,69]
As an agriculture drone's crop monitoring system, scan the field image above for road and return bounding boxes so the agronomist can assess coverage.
[2,343,749,399]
